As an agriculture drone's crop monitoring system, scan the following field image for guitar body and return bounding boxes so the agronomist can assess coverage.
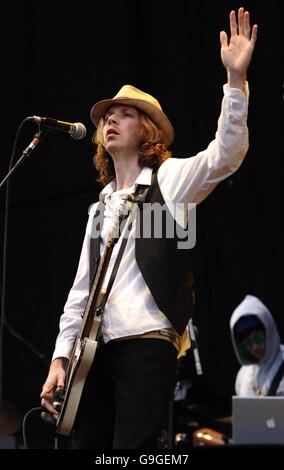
[56,336,98,436]
[55,311,102,436]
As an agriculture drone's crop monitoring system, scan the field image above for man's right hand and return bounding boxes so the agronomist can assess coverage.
[40,357,68,415]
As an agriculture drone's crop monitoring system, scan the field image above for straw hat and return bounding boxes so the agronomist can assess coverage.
[90,84,174,146]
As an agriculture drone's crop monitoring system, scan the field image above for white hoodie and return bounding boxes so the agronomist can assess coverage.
[230,295,284,396]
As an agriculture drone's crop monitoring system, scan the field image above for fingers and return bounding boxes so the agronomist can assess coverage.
[40,382,55,399]
[41,383,64,415]
[41,387,57,414]
[251,24,258,47]
[220,31,228,48]
[230,10,237,36]
[230,7,258,44]
[238,7,244,35]
[41,397,59,416]
[244,10,251,38]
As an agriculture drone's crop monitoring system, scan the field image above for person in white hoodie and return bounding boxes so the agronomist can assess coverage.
[230,295,284,396]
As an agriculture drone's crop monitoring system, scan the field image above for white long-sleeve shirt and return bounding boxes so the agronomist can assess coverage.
[52,84,249,361]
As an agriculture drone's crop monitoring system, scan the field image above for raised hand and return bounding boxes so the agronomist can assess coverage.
[220,7,258,89]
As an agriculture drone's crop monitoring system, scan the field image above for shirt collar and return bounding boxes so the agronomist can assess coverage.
[99,166,153,200]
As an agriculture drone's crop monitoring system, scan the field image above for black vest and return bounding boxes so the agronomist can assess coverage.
[90,175,194,335]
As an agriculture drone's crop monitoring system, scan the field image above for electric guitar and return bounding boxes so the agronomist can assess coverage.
[55,227,118,436]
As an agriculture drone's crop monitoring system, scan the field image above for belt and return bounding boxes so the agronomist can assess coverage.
[98,328,180,352]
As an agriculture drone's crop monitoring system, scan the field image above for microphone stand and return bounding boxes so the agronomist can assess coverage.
[0,126,49,440]
[0,128,49,190]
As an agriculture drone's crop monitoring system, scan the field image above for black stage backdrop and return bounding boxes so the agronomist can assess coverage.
[0,0,283,443]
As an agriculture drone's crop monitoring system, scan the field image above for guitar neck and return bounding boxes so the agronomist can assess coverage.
[64,238,115,378]
[81,238,115,339]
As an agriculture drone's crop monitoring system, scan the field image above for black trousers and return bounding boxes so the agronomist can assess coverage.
[73,338,178,449]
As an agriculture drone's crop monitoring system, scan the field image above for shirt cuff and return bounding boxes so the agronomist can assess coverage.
[223,82,249,115]
[223,81,249,98]
[51,342,73,362]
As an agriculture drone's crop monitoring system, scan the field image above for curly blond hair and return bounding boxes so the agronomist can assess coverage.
[92,111,172,186]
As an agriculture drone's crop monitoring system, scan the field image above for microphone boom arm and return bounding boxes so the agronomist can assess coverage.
[0,129,48,191]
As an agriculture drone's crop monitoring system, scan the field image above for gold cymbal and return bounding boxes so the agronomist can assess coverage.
[0,400,22,438]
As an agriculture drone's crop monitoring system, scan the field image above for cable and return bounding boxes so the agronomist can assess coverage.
[22,406,43,449]
[1,119,27,406]
[0,119,49,410]
[22,406,64,449]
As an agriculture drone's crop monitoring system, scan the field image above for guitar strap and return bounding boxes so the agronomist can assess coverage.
[89,200,105,291]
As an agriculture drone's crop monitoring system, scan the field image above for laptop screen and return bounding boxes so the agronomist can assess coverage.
[232,396,284,444]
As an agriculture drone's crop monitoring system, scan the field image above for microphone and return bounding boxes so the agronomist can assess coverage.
[27,116,87,140]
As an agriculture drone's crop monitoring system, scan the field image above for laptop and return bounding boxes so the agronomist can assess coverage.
[232,396,284,444]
